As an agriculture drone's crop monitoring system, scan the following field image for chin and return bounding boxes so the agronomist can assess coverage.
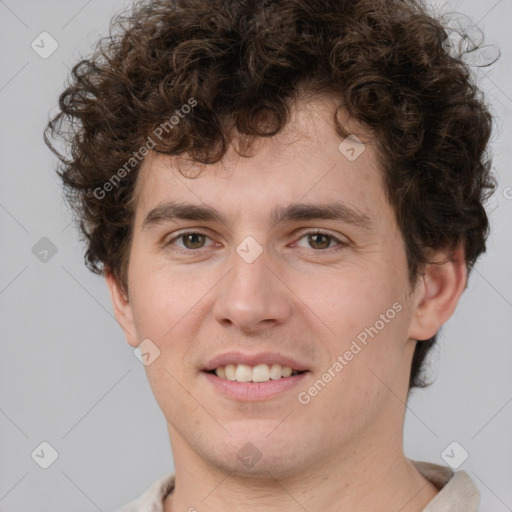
[200,432,314,479]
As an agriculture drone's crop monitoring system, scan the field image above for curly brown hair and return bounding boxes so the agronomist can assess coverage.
[44,0,497,390]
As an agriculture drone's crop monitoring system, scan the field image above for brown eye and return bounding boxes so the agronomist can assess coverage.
[307,232,332,250]
[180,233,206,249]
[293,230,347,252]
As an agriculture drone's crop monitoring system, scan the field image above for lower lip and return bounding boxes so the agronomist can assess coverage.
[202,371,310,401]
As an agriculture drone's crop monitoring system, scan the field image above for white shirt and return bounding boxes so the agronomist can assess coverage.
[115,460,480,512]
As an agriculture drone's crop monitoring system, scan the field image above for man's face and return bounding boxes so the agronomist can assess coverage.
[112,95,425,477]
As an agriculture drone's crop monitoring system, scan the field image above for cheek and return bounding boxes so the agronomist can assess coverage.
[304,268,402,337]
[303,265,411,387]
[128,255,201,338]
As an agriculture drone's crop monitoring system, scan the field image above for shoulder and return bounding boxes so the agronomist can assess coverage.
[410,460,480,511]
[115,473,175,512]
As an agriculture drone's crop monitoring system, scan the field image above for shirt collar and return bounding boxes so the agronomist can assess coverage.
[123,460,481,512]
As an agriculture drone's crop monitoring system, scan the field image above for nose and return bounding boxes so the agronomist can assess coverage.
[212,241,292,335]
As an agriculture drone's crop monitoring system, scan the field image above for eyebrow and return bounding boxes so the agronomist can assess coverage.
[141,200,373,232]
[271,202,372,230]
[142,202,225,231]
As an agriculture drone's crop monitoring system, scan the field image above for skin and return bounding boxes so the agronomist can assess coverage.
[106,93,467,511]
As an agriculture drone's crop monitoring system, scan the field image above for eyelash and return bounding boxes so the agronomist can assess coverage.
[165,230,347,256]
[300,230,348,252]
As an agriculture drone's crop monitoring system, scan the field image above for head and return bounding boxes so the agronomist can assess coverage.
[46,0,496,476]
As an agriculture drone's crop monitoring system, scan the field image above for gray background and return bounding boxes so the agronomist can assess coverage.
[0,0,511,510]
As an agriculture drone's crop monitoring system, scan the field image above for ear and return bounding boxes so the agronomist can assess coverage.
[104,270,139,347]
[407,243,468,341]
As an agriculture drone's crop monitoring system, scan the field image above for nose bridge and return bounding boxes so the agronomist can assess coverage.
[212,236,291,331]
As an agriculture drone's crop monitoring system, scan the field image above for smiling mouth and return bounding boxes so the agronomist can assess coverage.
[205,363,308,383]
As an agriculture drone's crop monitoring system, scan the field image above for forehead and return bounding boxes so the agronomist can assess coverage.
[133,95,390,230]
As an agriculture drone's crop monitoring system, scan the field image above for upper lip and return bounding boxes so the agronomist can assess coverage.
[202,351,310,372]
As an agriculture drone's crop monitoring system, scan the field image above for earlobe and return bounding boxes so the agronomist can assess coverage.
[104,270,139,347]
[408,244,467,341]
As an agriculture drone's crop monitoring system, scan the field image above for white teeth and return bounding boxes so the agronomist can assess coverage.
[225,364,236,381]
[235,364,252,382]
[269,363,282,380]
[213,363,301,382]
[252,364,271,382]
[281,366,292,378]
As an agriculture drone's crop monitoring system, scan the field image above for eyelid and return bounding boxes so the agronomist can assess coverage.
[165,228,348,254]
[290,229,349,250]
[165,230,217,251]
